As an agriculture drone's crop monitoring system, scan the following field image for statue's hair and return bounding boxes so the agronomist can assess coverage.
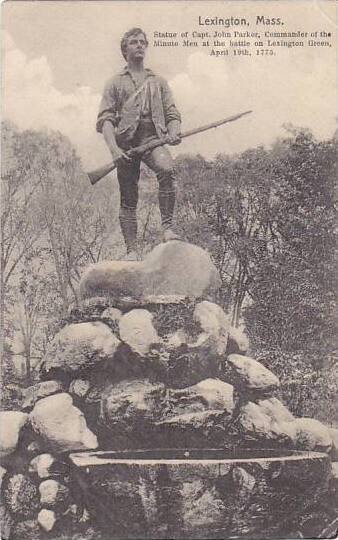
[120,28,148,60]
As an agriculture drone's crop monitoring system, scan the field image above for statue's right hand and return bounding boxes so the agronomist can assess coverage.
[112,149,132,165]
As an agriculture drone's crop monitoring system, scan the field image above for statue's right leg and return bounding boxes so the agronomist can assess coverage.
[116,158,141,256]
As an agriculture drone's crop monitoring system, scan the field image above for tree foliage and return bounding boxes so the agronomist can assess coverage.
[1,122,336,420]
[1,122,121,385]
[175,128,337,355]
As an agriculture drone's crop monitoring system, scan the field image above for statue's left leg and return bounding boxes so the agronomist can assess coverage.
[143,145,179,239]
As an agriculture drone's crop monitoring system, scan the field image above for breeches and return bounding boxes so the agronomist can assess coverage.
[116,122,176,228]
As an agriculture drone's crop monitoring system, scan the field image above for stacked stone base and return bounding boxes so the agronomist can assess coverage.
[1,242,336,539]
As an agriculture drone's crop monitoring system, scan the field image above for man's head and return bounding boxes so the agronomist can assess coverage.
[120,28,148,62]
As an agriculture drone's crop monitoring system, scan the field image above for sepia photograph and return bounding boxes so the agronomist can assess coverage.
[1,1,337,539]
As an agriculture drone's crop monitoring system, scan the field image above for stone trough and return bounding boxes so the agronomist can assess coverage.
[70,448,331,539]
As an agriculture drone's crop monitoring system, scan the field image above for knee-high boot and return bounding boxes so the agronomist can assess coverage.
[119,206,137,253]
[157,172,176,230]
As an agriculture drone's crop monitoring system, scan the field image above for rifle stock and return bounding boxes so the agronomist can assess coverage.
[88,163,117,185]
[88,137,168,185]
[88,110,252,185]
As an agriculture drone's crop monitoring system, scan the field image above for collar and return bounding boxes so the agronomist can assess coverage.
[119,66,155,77]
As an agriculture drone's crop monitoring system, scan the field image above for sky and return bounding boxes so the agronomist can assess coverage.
[2,0,337,170]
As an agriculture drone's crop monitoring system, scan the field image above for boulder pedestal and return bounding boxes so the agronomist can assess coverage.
[2,241,335,540]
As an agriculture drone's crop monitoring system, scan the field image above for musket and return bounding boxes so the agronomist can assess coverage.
[88,110,252,185]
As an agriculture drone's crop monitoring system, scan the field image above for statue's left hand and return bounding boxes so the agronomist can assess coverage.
[166,133,181,146]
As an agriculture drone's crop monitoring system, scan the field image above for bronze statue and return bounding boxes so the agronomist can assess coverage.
[96,28,182,259]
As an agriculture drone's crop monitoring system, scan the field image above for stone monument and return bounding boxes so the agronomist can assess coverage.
[0,241,336,539]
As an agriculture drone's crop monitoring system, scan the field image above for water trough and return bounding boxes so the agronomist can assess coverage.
[70,448,331,539]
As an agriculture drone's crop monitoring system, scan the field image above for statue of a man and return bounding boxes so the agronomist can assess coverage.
[96,27,182,259]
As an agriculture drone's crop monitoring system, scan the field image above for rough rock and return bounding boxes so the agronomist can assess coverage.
[3,474,39,518]
[0,505,13,540]
[237,401,292,444]
[224,354,280,395]
[226,326,250,355]
[154,379,235,448]
[0,411,28,457]
[257,397,294,423]
[69,379,91,398]
[119,309,160,356]
[39,479,70,507]
[29,453,68,479]
[30,393,98,452]
[22,380,64,411]
[169,378,234,416]
[38,509,56,532]
[100,379,166,447]
[281,418,333,452]
[181,480,226,534]
[11,519,41,540]
[193,301,230,355]
[238,401,274,440]
[80,241,221,300]
[101,379,165,427]
[238,400,331,451]
[232,467,256,497]
[43,322,120,376]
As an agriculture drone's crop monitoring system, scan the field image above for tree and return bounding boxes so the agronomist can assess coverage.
[244,129,337,353]
[1,122,114,389]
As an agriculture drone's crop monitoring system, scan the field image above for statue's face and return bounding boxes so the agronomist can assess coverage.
[125,32,147,62]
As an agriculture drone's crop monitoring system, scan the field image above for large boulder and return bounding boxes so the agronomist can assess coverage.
[0,411,28,457]
[80,241,221,301]
[29,393,98,452]
[42,322,120,376]
[98,379,166,449]
[238,400,332,452]
[257,397,294,424]
[192,301,230,355]
[100,379,166,447]
[277,417,333,453]
[223,354,280,396]
[100,378,235,449]
[237,400,297,446]
[168,378,235,416]
[119,309,160,356]
[238,401,278,443]
[155,379,235,448]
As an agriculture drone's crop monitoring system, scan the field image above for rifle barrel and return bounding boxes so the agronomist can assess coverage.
[88,110,253,185]
[181,110,252,139]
